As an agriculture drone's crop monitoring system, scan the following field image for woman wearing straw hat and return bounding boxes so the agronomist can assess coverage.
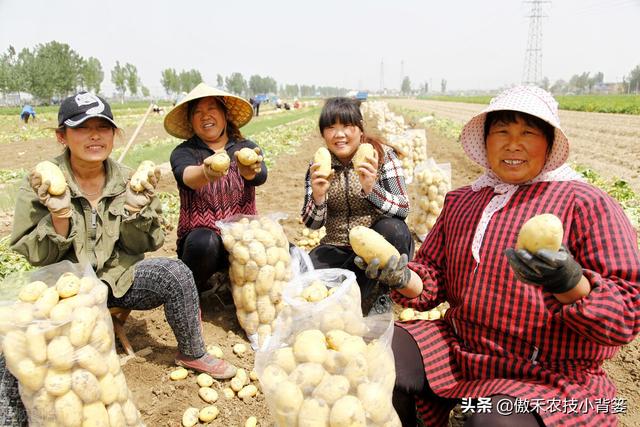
[10,91,238,380]
[361,86,639,426]
[165,83,266,294]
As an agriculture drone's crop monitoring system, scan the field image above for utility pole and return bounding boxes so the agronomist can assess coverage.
[522,0,550,86]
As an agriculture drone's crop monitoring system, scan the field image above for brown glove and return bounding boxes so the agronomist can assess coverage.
[124,168,160,213]
[29,171,72,219]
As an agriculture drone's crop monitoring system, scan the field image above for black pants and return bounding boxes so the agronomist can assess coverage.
[177,227,228,294]
[309,217,413,314]
[392,326,545,427]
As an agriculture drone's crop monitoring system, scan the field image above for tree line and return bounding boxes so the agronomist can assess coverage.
[542,65,640,94]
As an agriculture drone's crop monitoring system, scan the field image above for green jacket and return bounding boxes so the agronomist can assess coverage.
[10,151,164,297]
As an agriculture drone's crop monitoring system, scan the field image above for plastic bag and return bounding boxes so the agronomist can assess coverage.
[0,260,145,427]
[216,213,294,350]
[409,158,452,242]
[255,268,400,426]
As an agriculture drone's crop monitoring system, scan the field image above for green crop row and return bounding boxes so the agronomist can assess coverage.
[418,94,640,115]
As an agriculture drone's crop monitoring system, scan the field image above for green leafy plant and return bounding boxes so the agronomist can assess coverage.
[0,236,33,280]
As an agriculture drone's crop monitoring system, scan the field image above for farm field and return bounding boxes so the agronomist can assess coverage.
[0,100,638,426]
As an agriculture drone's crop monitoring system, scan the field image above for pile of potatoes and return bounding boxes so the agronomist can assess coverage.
[398,302,450,322]
[257,270,400,426]
[220,216,292,347]
[295,226,326,251]
[0,270,144,427]
[408,163,450,239]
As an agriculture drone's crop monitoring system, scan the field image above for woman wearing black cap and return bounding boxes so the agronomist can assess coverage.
[9,91,237,380]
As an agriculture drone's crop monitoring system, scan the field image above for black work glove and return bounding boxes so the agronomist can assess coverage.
[354,254,411,290]
[505,245,583,294]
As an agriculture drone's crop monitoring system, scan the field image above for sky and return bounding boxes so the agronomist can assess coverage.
[1,0,638,97]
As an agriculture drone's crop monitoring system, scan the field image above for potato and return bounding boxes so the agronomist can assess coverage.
[302,281,329,302]
[233,343,248,355]
[182,407,200,427]
[35,160,67,195]
[33,287,60,318]
[349,225,400,268]
[326,330,350,351]
[323,350,347,375]
[255,265,275,295]
[237,310,259,335]
[82,401,110,427]
[257,324,272,346]
[30,388,56,419]
[330,395,366,427]
[245,260,260,282]
[49,301,74,323]
[107,351,122,376]
[249,241,267,266]
[242,285,257,312]
[260,364,288,393]
[107,402,127,427]
[56,272,81,298]
[231,376,245,392]
[76,345,108,377]
[122,398,140,425]
[339,336,367,357]
[293,329,328,364]
[199,405,220,422]
[71,369,101,403]
[352,143,376,170]
[170,367,189,380]
[130,160,155,192]
[222,387,235,399]
[69,306,97,347]
[298,398,330,427]
[516,213,564,253]
[274,380,304,414]
[18,280,48,302]
[314,147,332,178]
[206,344,224,358]
[289,362,326,394]
[25,324,48,364]
[99,373,118,405]
[399,308,415,321]
[113,372,129,403]
[266,246,281,265]
[197,372,214,387]
[312,374,350,405]
[237,147,259,165]
[343,353,368,389]
[48,335,75,370]
[238,384,258,400]
[245,416,258,427]
[199,387,219,403]
[55,390,83,427]
[257,296,276,324]
[45,369,72,397]
[233,244,251,264]
[209,151,231,173]
[358,382,393,423]
[89,320,113,354]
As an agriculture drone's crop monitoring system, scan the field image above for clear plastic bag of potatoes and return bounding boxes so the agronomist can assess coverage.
[256,268,400,426]
[0,260,145,427]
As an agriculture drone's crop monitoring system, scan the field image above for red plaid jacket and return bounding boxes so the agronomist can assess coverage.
[392,180,640,426]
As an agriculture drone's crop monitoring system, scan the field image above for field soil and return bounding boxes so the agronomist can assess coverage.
[0,101,638,426]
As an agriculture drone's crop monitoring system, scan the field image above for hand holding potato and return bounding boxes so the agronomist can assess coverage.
[124,180,154,213]
[310,163,333,205]
[235,147,263,180]
[202,154,227,181]
[29,171,72,219]
[505,245,583,294]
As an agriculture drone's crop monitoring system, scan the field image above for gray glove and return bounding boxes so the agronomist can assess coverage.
[124,180,155,213]
[354,254,410,289]
[29,171,72,219]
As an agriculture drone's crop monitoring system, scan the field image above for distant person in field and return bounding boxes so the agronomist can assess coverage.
[301,96,412,315]
[20,104,36,124]
[250,97,261,116]
[165,83,267,294]
[10,91,237,379]
[367,86,640,426]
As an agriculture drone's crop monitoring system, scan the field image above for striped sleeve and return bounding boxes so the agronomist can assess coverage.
[555,186,640,346]
[364,150,410,219]
[391,195,449,310]
[301,164,327,230]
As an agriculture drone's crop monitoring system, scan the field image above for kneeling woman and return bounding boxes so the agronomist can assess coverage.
[10,92,236,379]
[301,97,412,314]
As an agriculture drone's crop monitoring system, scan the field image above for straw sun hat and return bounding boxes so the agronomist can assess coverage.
[459,85,570,173]
[164,83,254,140]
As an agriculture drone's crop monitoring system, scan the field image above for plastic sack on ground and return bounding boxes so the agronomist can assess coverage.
[0,260,145,426]
[409,158,451,242]
[255,268,400,426]
[217,213,293,350]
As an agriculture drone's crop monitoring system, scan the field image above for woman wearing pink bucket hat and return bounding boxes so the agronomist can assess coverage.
[369,86,639,426]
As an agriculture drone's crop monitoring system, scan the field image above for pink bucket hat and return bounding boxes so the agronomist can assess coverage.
[459,85,570,173]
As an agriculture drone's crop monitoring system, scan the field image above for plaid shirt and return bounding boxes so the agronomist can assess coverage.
[301,147,409,246]
[392,180,640,426]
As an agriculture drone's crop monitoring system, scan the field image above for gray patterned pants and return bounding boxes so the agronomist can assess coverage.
[108,257,206,358]
[0,355,28,427]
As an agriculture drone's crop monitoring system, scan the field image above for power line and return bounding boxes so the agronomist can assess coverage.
[522,0,550,86]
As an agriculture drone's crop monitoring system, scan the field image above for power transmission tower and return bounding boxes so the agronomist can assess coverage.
[522,0,549,85]
[380,59,385,92]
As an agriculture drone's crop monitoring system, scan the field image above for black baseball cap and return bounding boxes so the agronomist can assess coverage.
[58,92,117,128]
